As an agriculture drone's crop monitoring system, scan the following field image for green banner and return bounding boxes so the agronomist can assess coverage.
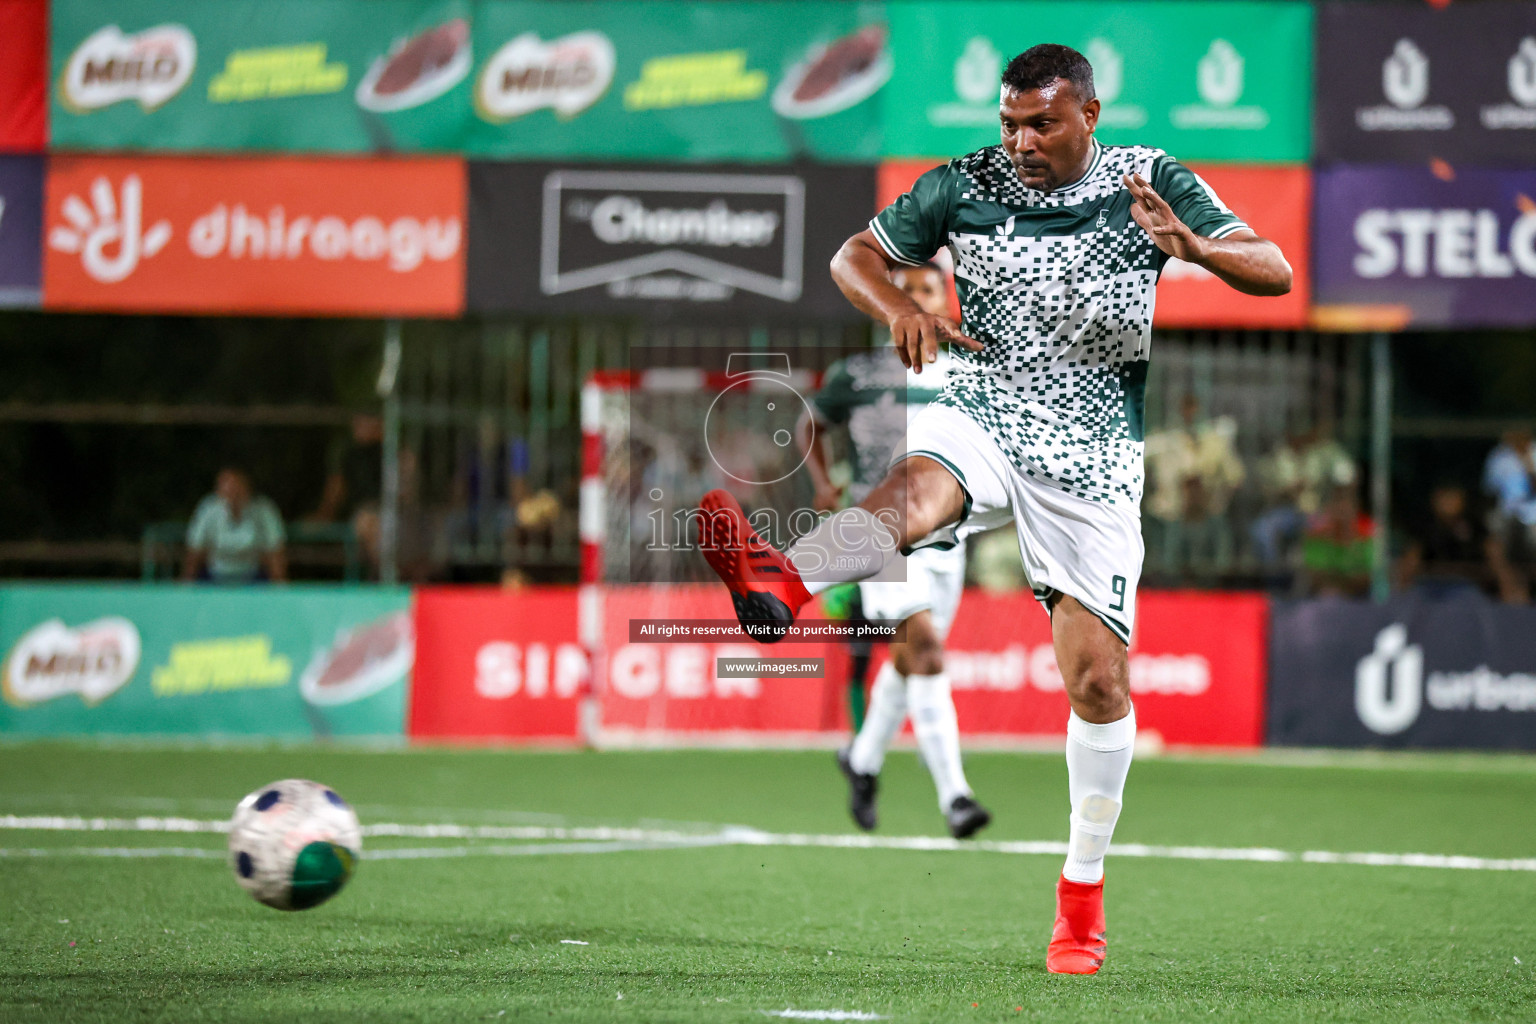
[0,585,411,738]
[49,0,889,160]
[883,0,1311,161]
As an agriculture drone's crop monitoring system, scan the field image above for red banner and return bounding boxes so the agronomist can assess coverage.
[877,161,1310,329]
[43,155,465,316]
[405,586,1266,747]
[408,588,587,742]
[0,0,46,153]
[941,589,1268,747]
[598,586,848,737]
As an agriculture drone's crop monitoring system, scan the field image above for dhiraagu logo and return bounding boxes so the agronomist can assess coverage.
[1170,39,1269,131]
[1083,38,1145,130]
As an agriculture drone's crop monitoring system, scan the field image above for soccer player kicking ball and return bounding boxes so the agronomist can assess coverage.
[698,43,1291,975]
[798,261,992,841]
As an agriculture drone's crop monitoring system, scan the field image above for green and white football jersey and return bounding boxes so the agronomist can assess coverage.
[869,140,1247,506]
[811,344,952,504]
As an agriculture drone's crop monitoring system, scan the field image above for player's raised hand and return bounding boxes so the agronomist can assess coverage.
[888,312,982,374]
[1124,172,1205,264]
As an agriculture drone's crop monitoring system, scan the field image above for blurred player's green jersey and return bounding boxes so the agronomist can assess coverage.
[869,140,1246,507]
[810,343,952,504]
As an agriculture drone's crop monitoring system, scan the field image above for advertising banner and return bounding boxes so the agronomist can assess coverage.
[941,590,1267,747]
[884,1,1311,162]
[467,160,874,319]
[0,585,412,738]
[408,587,586,742]
[0,154,44,307]
[1313,165,1536,329]
[49,0,888,161]
[1270,594,1536,750]
[879,160,1310,329]
[598,585,847,737]
[1315,2,1536,164]
[42,155,465,316]
[0,0,47,152]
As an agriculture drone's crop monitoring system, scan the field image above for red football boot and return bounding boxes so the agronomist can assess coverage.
[697,489,811,644]
[1047,875,1107,975]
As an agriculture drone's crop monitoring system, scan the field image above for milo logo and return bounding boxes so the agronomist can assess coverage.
[475,31,614,121]
[61,24,197,112]
[4,617,142,707]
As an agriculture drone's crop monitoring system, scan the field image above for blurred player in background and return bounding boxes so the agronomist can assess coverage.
[798,262,992,840]
[698,44,1291,974]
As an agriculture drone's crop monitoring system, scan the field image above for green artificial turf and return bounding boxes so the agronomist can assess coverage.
[2,742,1535,1023]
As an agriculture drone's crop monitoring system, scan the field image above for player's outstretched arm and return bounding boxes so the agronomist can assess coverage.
[831,230,982,374]
[1124,173,1293,297]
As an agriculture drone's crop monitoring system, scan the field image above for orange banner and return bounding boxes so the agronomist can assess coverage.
[43,155,465,316]
[877,160,1310,330]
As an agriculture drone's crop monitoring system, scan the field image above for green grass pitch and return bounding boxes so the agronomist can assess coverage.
[2,741,1535,1023]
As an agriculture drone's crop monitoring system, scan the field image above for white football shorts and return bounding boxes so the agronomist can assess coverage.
[858,540,967,640]
[893,403,1143,644]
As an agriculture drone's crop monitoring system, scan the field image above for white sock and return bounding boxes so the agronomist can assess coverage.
[847,662,906,776]
[1061,705,1136,884]
[788,507,903,596]
[907,672,971,809]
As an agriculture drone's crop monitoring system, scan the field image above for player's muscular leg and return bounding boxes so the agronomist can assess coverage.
[1049,594,1131,723]
[856,456,967,551]
[891,609,943,677]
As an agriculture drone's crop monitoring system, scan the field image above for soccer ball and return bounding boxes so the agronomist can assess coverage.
[228,779,362,911]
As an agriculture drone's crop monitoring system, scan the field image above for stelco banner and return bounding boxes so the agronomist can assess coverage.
[467,161,874,319]
[0,0,47,152]
[49,0,888,161]
[879,161,1310,329]
[884,1,1311,162]
[0,155,44,308]
[42,155,466,316]
[1313,165,1536,329]
[0,585,412,738]
[1270,594,1536,751]
[1315,2,1536,164]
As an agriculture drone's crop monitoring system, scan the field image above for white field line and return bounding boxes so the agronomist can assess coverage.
[3,814,1535,873]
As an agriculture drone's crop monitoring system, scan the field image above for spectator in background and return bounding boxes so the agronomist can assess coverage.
[1143,394,1245,577]
[1251,422,1357,570]
[310,413,383,570]
[1483,428,1536,565]
[1397,482,1524,602]
[182,468,286,584]
[1300,484,1373,598]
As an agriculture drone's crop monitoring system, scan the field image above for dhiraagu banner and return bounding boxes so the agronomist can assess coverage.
[48,0,890,160]
[0,585,412,738]
[883,0,1311,161]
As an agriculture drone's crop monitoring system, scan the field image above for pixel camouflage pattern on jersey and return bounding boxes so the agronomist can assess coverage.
[869,140,1247,507]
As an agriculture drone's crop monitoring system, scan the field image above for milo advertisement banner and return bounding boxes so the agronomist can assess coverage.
[0,585,412,738]
[49,0,889,160]
[883,1,1310,161]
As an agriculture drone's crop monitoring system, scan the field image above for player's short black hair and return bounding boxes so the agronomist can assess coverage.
[1001,44,1095,103]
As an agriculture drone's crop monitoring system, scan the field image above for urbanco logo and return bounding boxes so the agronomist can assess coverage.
[1354,624,1422,735]
[1356,38,1453,131]
[48,175,172,283]
[1481,37,1536,131]
[1170,39,1268,130]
